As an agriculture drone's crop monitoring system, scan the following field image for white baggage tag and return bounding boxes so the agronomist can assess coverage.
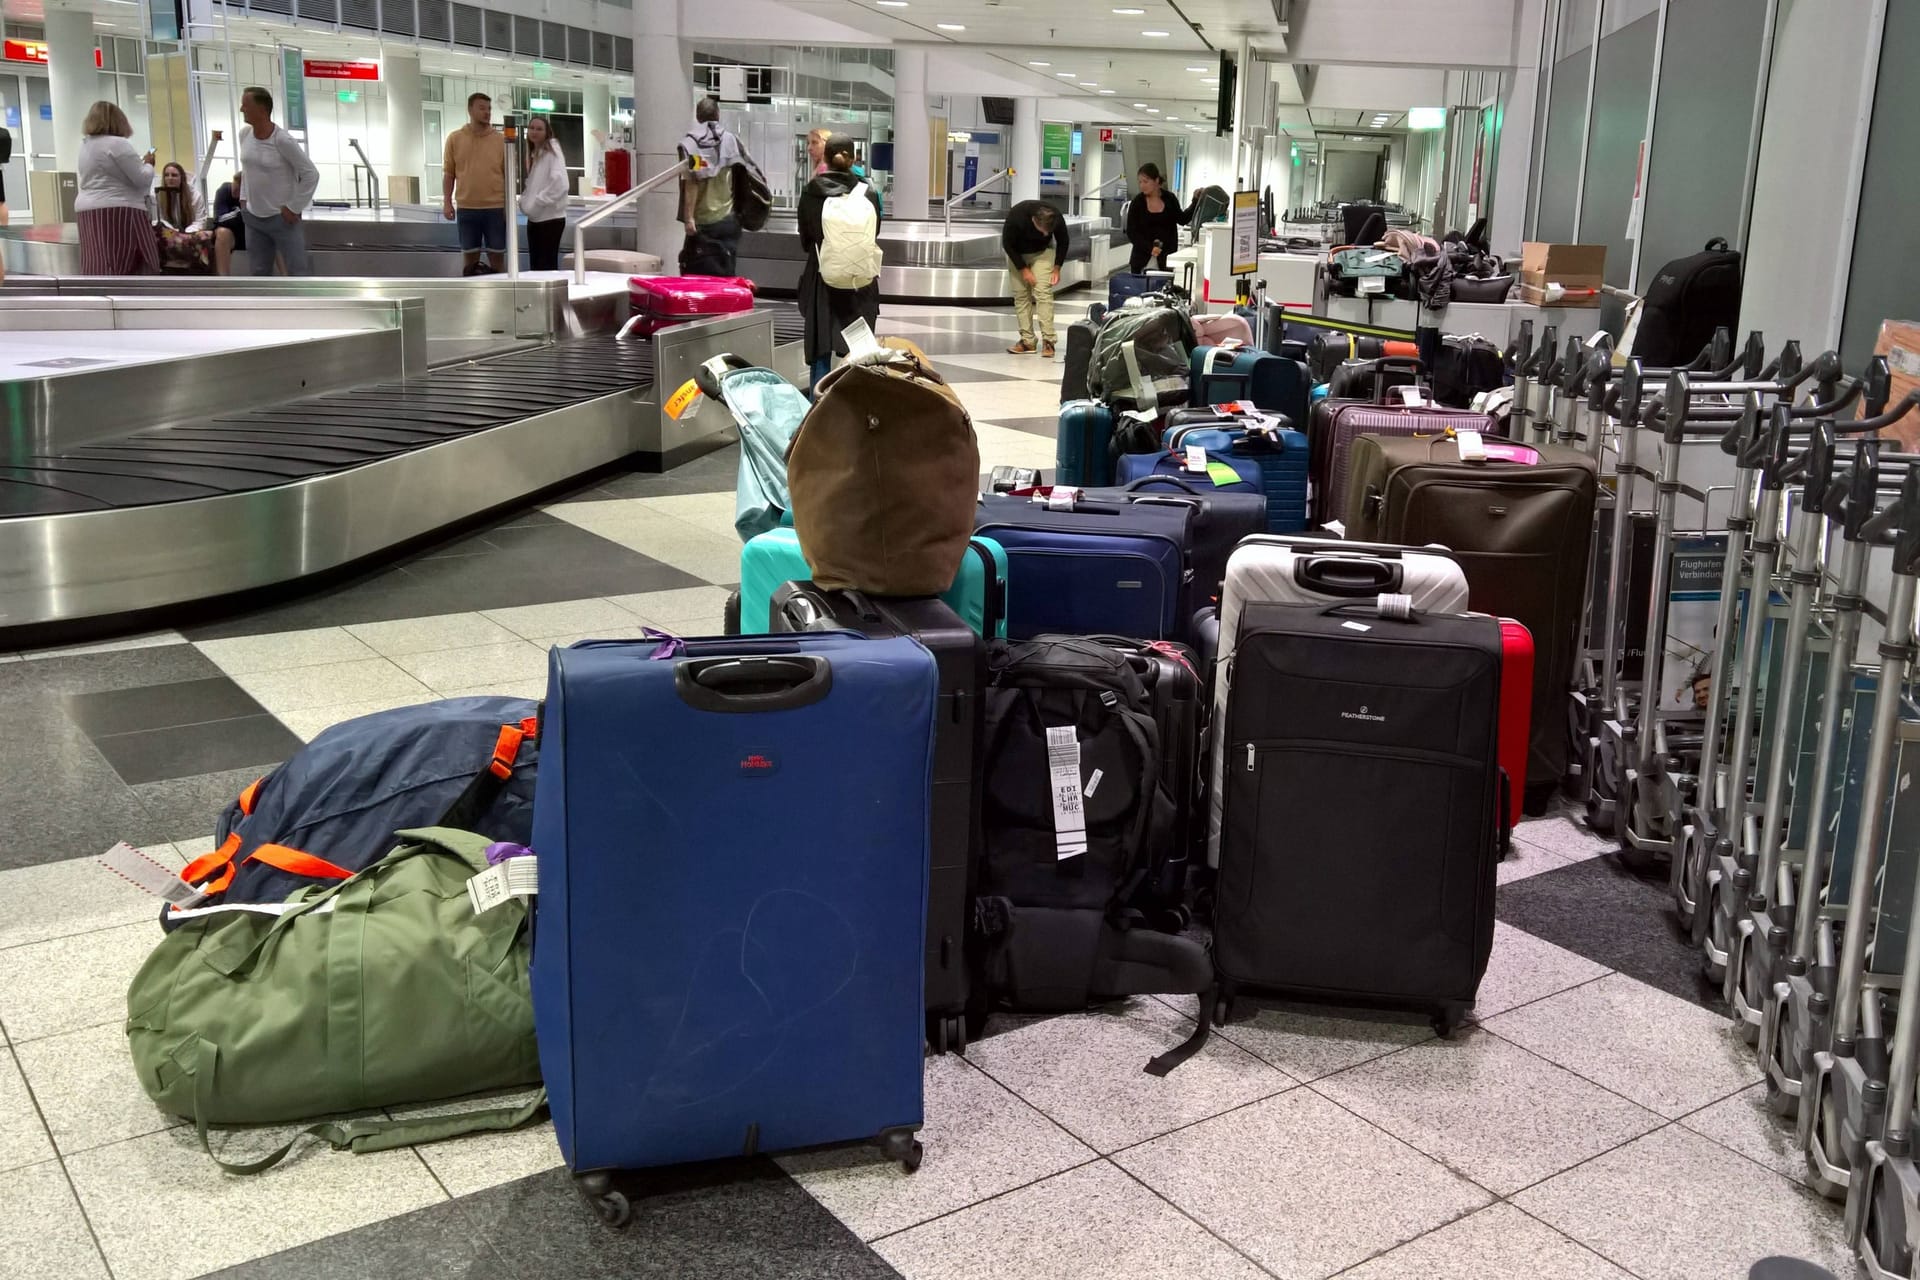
[1456,429,1487,462]
[100,841,209,907]
[1358,276,1386,295]
[1184,445,1208,472]
[467,859,539,915]
[841,317,883,363]
[1084,769,1104,798]
[1045,726,1088,860]
[1046,486,1080,510]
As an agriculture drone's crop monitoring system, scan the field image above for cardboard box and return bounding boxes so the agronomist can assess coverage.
[1874,319,1920,450]
[1518,242,1607,308]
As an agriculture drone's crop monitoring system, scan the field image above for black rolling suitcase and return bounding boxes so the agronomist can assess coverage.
[1211,597,1504,1036]
[1083,636,1205,905]
[770,584,984,1053]
[1060,320,1098,403]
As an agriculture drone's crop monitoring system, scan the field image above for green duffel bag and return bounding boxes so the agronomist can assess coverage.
[126,827,545,1173]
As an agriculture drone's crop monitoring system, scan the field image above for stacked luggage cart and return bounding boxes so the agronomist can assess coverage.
[1549,315,1920,1274]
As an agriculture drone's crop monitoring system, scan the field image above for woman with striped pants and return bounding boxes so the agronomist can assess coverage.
[76,100,158,276]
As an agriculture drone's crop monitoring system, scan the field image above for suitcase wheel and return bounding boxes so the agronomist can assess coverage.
[722,590,742,637]
[1432,1006,1467,1039]
[928,1012,968,1057]
[878,1127,924,1174]
[576,1171,631,1228]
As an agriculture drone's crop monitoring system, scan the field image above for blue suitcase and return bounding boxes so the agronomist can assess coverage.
[1056,399,1117,487]
[532,633,935,1192]
[1190,346,1311,428]
[1130,425,1310,534]
[1109,273,1155,309]
[736,527,1009,638]
[974,493,1191,640]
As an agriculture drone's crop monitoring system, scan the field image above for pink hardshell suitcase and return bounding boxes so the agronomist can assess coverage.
[627,275,757,336]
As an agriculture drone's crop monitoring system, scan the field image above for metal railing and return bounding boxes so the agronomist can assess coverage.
[572,157,696,286]
[347,139,381,211]
[944,167,1012,238]
[1079,172,1129,216]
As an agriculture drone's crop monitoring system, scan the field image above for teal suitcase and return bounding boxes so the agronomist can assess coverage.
[733,528,1008,638]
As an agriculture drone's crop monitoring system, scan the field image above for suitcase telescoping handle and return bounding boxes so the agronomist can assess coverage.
[1295,556,1403,597]
[1373,356,1426,404]
[673,655,833,712]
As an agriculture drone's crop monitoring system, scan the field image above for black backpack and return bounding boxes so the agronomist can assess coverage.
[976,637,1213,1073]
[1632,238,1743,367]
[1431,336,1505,409]
[730,152,773,232]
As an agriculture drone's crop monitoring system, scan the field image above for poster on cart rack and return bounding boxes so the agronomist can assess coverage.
[1658,536,1728,714]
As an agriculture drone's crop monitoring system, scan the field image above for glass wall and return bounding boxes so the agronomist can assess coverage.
[1576,3,1657,286]
[1838,0,1920,371]
[1532,0,1594,242]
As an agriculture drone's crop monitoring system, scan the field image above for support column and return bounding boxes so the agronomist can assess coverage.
[583,80,610,193]
[890,46,930,220]
[1010,97,1040,204]
[1488,0,1544,253]
[1080,122,1107,216]
[384,52,423,200]
[44,5,96,173]
[634,0,692,262]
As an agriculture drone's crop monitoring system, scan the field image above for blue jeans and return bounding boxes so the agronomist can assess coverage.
[240,209,311,275]
[456,206,507,255]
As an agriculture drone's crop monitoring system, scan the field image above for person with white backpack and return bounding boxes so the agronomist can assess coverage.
[797,134,883,392]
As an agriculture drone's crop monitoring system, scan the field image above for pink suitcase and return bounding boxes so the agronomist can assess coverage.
[1191,313,1254,347]
[627,275,756,336]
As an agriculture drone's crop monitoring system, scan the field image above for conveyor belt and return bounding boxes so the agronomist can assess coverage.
[0,334,655,519]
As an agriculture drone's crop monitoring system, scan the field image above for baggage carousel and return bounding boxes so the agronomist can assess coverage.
[0,274,780,641]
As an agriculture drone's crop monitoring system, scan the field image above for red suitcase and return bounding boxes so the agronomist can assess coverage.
[627,275,756,336]
[1497,617,1535,842]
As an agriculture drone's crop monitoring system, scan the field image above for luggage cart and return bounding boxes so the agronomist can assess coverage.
[1516,325,1558,449]
[1802,442,1920,1202]
[1508,319,1536,444]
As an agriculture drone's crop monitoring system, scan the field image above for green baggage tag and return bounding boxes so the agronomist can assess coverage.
[1206,461,1240,488]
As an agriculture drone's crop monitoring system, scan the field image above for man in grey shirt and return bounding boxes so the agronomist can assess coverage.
[237,86,320,276]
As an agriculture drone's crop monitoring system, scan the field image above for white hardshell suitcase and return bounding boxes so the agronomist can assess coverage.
[1206,535,1471,865]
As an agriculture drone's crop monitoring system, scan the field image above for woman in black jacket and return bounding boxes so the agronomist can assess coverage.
[1124,163,1186,274]
[797,135,883,392]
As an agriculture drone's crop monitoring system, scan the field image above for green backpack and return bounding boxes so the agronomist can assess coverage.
[126,827,545,1173]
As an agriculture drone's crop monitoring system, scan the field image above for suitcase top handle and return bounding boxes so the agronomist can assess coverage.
[1296,556,1402,597]
[1125,475,1205,495]
[673,655,834,714]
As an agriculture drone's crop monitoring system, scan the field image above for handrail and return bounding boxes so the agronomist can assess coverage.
[944,167,1012,238]
[193,132,223,210]
[1080,171,1129,216]
[572,156,696,285]
[347,138,380,210]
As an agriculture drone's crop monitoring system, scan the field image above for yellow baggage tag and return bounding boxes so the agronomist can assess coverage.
[663,379,703,421]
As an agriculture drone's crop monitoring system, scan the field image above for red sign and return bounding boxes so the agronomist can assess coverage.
[4,39,104,68]
[302,59,380,80]
[1098,128,1114,143]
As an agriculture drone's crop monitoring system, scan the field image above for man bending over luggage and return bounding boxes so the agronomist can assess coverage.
[1002,200,1069,358]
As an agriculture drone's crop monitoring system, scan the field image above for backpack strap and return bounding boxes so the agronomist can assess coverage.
[437,714,540,831]
[185,1036,547,1174]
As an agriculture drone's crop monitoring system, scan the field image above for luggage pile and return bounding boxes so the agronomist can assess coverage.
[1526,318,1920,1277]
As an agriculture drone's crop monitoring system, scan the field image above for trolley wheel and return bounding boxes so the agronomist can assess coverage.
[1155,904,1193,933]
[1763,1071,1798,1119]
[576,1172,631,1229]
[1617,842,1662,873]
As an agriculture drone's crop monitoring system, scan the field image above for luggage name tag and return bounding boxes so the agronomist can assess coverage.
[467,858,539,914]
[1205,461,1241,488]
[663,379,704,421]
[840,316,884,363]
[1045,486,1081,510]
[1044,726,1088,860]
[1184,445,1208,472]
[1456,429,1488,462]
[1358,276,1386,295]
[100,841,210,907]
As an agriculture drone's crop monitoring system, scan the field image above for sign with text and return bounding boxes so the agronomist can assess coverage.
[4,38,104,67]
[280,46,307,130]
[1042,122,1072,174]
[303,58,379,80]
[1230,189,1259,276]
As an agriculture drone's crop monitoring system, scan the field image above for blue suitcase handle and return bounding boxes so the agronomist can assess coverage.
[673,655,834,713]
[1123,475,1206,495]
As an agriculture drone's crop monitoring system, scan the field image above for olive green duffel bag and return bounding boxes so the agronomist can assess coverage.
[126,827,545,1173]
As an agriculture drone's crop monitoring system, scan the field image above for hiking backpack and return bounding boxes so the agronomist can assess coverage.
[819,181,882,289]
[1632,237,1743,367]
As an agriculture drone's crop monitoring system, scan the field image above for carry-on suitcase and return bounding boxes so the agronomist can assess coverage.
[1343,434,1598,806]
[1117,425,1309,534]
[1108,272,1156,310]
[1201,536,1471,865]
[1060,320,1099,403]
[1190,346,1310,428]
[1082,635,1205,900]
[769,587,984,1053]
[974,493,1192,641]
[1055,399,1117,486]
[1310,399,1495,528]
[1326,354,1424,401]
[736,526,1007,639]
[532,632,934,1208]
[1072,476,1264,609]
[1497,617,1535,839]
[626,274,755,337]
[1210,598,1504,1036]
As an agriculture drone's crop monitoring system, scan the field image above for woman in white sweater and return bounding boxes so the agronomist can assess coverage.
[76,100,158,275]
[520,115,570,272]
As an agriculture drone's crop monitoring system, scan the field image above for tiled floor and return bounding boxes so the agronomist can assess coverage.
[0,300,1848,1279]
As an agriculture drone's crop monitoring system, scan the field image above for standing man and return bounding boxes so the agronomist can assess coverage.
[443,92,507,276]
[237,86,319,276]
[1001,200,1069,358]
[678,96,742,275]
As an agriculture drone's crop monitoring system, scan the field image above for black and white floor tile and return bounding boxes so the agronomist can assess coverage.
[0,301,1847,1278]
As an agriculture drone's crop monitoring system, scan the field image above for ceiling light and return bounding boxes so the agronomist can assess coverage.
[1141,29,1170,37]
[1029,60,1050,66]
[1146,107,1160,113]
[936,21,964,30]
[875,1,907,6]
[1098,89,1115,94]
[1057,71,1077,77]
[1187,66,1208,72]
[1112,6,1145,12]
[1132,102,1148,108]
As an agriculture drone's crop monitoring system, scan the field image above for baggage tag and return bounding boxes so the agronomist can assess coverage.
[841,316,884,364]
[1044,726,1089,860]
[99,842,209,907]
[467,859,539,915]
[1045,485,1081,510]
[1358,276,1386,295]
[1184,444,1208,473]
[1205,461,1241,488]
[1456,429,1488,462]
